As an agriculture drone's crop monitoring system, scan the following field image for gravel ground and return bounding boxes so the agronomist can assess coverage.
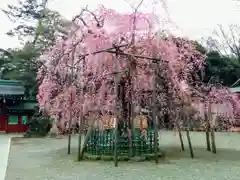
[5,131,240,180]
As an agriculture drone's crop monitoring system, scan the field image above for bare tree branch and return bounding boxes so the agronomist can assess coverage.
[208,24,240,60]
[72,6,104,28]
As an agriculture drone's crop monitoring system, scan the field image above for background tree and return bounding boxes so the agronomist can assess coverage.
[195,41,240,86]
[204,24,240,87]
[201,51,240,86]
[24,106,52,137]
[0,48,15,79]
[1,0,70,98]
[206,24,240,60]
[2,0,69,47]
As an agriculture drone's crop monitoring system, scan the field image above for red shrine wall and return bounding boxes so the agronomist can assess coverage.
[0,113,31,133]
[0,115,7,132]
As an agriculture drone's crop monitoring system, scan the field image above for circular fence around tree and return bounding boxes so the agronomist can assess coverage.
[83,115,163,161]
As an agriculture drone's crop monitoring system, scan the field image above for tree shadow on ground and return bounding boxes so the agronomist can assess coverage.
[10,136,240,164]
[163,145,240,162]
[47,144,240,166]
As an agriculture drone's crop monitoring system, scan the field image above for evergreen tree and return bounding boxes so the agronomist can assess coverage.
[25,106,52,137]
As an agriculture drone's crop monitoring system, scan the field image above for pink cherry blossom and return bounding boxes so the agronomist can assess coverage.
[37,7,240,130]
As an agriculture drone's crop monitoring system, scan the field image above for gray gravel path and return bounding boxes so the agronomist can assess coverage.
[5,131,240,180]
[0,135,10,180]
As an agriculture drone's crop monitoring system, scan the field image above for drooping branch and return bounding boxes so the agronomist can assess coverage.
[37,6,240,134]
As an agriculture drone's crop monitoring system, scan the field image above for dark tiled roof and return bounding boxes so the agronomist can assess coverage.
[0,79,25,96]
[7,101,37,110]
[229,86,240,93]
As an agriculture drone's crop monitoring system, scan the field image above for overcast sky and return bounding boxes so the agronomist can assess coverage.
[0,0,238,49]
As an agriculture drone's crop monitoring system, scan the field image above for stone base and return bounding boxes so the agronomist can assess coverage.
[83,151,164,162]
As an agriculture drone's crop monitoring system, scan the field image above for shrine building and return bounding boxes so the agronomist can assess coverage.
[0,80,36,133]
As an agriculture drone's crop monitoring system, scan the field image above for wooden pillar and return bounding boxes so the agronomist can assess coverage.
[113,48,120,167]
[78,57,85,161]
[18,115,21,133]
[67,46,76,155]
[152,58,159,164]
[204,108,211,151]
[5,115,8,134]
[67,99,72,154]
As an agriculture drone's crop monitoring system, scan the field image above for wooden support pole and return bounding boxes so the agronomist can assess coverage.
[186,129,194,158]
[67,94,72,154]
[68,47,76,155]
[127,68,133,158]
[176,122,185,151]
[129,68,135,158]
[210,127,216,154]
[176,107,184,151]
[204,109,211,151]
[77,58,85,161]
[77,122,82,161]
[186,116,194,158]
[77,91,84,161]
[114,118,119,167]
[151,31,161,164]
[178,129,185,151]
[113,48,120,167]
[152,57,158,164]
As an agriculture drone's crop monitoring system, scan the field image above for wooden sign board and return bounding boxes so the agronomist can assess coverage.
[101,115,116,129]
[133,115,148,129]
[87,116,116,130]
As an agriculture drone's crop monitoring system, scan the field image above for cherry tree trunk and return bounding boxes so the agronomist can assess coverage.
[49,119,61,137]
[128,74,134,158]
[79,120,95,159]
